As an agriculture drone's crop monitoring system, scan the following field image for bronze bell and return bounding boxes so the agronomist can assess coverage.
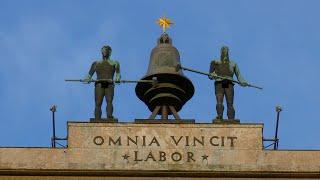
[135,33,194,120]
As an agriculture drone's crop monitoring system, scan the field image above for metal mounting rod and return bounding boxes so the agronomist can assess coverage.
[274,106,282,150]
[147,105,182,120]
[50,105,57,148]
[161,106,169,120]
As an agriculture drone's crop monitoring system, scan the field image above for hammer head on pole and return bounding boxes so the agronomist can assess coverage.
[175,63,182,72]
[151,77,158,86]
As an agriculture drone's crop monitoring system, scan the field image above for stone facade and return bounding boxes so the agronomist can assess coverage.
[0,122,319,179]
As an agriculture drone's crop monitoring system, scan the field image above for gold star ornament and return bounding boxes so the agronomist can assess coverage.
[157,16,173,33]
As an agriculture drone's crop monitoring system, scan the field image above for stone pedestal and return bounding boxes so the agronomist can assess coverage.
[67,122,263,170]
[0,121,319,179]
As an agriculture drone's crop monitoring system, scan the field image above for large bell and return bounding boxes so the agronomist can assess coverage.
[135,33,194,120]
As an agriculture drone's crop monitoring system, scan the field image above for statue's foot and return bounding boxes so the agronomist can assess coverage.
[90,116,118,123]
[90,118,103,122]
[212,116,240,124]
[213,116,223,123]
[227,118,240,123]
[107,116,118,122]
[107,115,115,119]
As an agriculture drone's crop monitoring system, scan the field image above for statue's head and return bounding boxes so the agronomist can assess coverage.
[220,46,229,61]
[101,45,112,59]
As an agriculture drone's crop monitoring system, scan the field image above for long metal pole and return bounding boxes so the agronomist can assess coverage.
[274,106,282,150]
[65,78,157,84]
[178,65,263,90]
[50,105,57,148]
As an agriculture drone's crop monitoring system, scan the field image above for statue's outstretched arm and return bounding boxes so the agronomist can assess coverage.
[82,61,96,83]
[88,61,97,78]
[209,61,216,79]
[234,63,248,86]
[115,61,121,81]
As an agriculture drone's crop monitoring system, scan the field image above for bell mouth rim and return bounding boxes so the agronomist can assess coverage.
[135,73,195,113]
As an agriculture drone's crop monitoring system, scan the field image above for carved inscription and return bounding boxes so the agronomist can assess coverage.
[94,135,237,147]
[92,135,238,163]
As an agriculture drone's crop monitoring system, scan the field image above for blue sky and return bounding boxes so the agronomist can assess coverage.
[0,0,319,149]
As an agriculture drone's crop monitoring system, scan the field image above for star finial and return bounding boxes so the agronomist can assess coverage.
[157,16,173,33]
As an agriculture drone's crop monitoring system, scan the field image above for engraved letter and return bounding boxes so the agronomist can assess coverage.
[159,151,166,161]
[142,136,146,146]
[210,136,219,146]
[227,136,237,147]
[185,136,190,146]
[193,136,204,146]
[93,136,104,145]
[187,152,195,162]
[149,137,160,146]
[171,136,183,146]
[171,152,182,162]
[134,151,143,161]
[108,137,121,146]
[127,136,138,146]
[221,136,225,147]
[145,151,156,161]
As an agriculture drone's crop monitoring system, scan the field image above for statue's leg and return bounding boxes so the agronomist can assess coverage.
[105,85,114,118]
[225,84,235,119]
[215,82,224,119]
[94,84,104,119]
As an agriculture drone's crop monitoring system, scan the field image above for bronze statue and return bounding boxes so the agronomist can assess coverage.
[209,46,248,121]
[85,45,121,120]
